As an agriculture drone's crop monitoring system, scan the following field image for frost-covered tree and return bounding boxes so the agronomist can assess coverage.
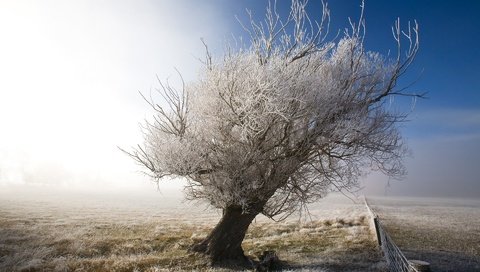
[124,0,421,265]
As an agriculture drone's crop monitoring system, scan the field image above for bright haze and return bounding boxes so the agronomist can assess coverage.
[0,0,479,198]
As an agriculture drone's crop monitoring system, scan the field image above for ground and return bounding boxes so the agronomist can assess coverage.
[0,188,384,271]
[3,188,479,272]
[369,196,480,272]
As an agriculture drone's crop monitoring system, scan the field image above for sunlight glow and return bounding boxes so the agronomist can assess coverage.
[0,0,227,189]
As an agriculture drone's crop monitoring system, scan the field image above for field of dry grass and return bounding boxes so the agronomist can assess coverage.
[0,188,384,271]
[369,196,480,272]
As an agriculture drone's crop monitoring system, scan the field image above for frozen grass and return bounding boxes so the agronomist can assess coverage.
[369,196,480,272]
[0,190,384,271]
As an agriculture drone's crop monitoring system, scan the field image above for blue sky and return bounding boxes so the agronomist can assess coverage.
[0,0,478,197]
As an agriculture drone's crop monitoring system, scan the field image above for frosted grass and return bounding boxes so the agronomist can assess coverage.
[0,188,384,271]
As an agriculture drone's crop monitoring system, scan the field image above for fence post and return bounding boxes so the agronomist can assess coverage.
[364,197,382,246]
[373,217,382,246]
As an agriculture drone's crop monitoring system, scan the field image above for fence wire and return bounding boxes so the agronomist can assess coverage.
[364,198,419,272]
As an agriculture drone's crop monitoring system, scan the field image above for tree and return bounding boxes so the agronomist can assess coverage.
[124,0,421,266]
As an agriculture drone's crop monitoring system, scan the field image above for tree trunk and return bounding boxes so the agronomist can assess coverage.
[191,205,259,266]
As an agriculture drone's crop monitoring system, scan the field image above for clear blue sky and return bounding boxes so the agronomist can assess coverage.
[0,0,478,197]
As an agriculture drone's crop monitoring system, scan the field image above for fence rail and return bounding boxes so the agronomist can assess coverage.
[364,197,420,272]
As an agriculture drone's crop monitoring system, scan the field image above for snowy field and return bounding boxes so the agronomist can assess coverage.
[0,187,383,271]
[369,196,480,272]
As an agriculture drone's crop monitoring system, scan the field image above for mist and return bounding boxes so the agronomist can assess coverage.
[0,0,229,193]
[0,0,479,200]
[362,108,480,198]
